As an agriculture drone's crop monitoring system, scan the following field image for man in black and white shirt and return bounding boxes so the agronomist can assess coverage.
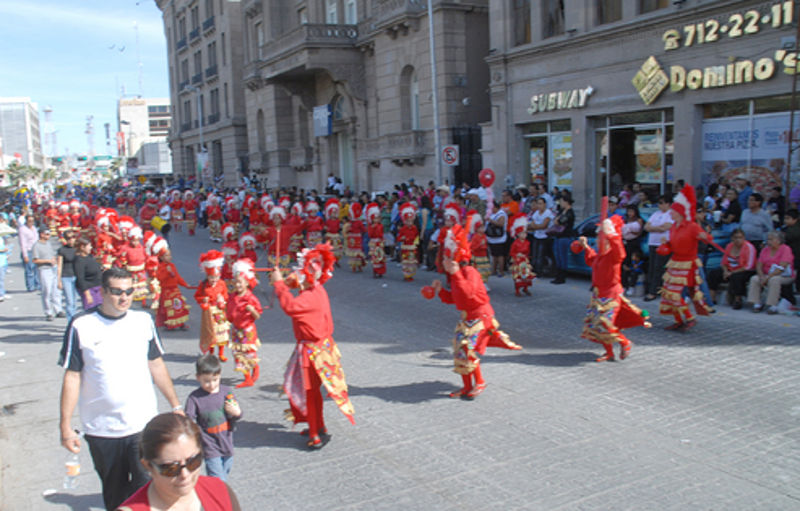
[58,267,183,510]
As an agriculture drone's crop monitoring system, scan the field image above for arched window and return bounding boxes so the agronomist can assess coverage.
[256,109,265,152]
[400,65,419,130]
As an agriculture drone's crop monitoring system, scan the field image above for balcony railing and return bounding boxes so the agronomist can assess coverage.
[189,27,200,41]
[191,73,203,84]
[179,80,190,91]
[360,130,428,161]
[181,122,192,132]
[202,16,215,32]
[205,65,218,79]
[207,113,220,125]
[176,37,188,52]
[259,23,358,64]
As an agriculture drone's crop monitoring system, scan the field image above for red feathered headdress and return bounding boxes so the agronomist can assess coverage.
[671,184,696,222]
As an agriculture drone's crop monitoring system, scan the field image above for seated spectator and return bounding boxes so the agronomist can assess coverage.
[747,231,795,314]
[783,209,800,293]
[719,187,742,233]
[707,229,756,309]
[740,193,773,251]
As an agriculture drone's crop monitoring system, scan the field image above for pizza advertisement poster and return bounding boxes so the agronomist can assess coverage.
[549,133,573,190]
[634,132,662,184]
[701,112,800,194]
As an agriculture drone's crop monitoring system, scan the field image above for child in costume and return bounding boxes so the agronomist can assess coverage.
[220,240,238,292]
[658,185,716,331]
[323,198,343,263]
[573,213,651,362]
[426,224,522,399]
[366,202,386,278]
[304,201,324,247]
[184,190,198,235]
[154,238,192,330]
[226,259,263,388]
[224,197,241,236]
[170,190,184,233]
[118,226,149,303]
[468,211,491,288]
[508,213,535,296]
[271,243,355,449]
[396,202,420,281]
[344,202,366,272]
[287,202,306,262]
[238,231,258,265]
[142,231,161,309]
[195,250,230,361]
[207,195,223,242]
[265,206,294,276]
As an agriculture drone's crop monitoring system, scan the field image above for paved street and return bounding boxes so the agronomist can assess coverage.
[1,228,799,510]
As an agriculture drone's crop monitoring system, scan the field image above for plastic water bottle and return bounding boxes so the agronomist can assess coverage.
[63,453,80,490]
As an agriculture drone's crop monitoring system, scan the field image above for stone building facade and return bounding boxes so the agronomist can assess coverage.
[242,0,491,193]
[156,0,249,187]
[483,0,800,216]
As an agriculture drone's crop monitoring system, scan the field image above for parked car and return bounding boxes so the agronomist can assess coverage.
[566,211,730,275]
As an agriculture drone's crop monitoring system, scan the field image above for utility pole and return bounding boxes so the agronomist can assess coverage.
[427,0,443,185]
[85,115,94,169]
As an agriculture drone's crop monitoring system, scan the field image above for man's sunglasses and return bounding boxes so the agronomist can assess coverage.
[151,452,203,477]
[106,287,135,296]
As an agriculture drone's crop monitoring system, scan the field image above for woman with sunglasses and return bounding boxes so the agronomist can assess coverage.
[116,413,242,510]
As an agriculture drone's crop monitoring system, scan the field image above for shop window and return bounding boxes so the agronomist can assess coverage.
[513,0,531,46]
[639,0,669,14]
[523,122,548,135]
[550,119,571,132]
[754,94,793,114]
[524,120,572,191]
[703,100,750,119]
[541,0,565,39]
[596,0,622,25]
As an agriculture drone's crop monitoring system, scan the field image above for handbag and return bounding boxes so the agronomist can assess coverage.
[485,222,504,238]
[545,221,565,236]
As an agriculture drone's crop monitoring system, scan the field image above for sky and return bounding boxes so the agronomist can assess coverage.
[0,0,169,159]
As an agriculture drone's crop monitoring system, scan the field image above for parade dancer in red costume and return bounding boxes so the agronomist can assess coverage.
[658,184,719,331]
[207,195,223,242]
[195,250,230,362]
[170,190,184,232]
[183,190,198,235]
[271,243,355,449]
[467,211,491,288]
[154,238,193,330]
[118,226,149,303]
[227,259,263,388]
[238,231,258,264]
[344,202,366,272]
[287,202,306,262]
[138,196,158,230]
[508,213,535,296]
[304,201,324,248]
[426,224,522,399]
[366,202,386,278]
[323,198,343,264]
[573,212,651,362]
[265,206,294,276]
[396,202,419,281]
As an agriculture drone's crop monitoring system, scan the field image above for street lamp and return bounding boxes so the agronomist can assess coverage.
[185,84,206,186]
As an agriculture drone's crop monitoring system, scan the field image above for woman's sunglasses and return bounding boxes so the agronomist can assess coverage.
[107,287,135,296]
[151,452,203,477]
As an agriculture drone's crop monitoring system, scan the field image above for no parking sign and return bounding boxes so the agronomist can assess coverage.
[442,145,459,166]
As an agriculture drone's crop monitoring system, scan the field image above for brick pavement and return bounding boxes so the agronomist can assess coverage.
[1,228,799,510]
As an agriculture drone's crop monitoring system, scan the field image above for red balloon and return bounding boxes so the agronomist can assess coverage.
[570,240,583,254]
[478,168,495,188]
[420,286,435,300]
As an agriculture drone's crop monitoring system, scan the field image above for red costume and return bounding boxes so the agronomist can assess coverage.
[508,213,535,296]
[658,185,714,330]
[468,210,491,285]
[227,259,263,388]
[207,197,223,242]
[430,225,521,399]
[396,203,419,281]
[195,250,230,361]
[323,198,343,262]
[184,190,198,235]
[265,207,296,275]
[154,240,191,330]
[286,203,305,262]
[118,228,148,302]
[344,202,365,272]
[365,202,386,277]
[274,243,354,449]
[576,214,650,362]
[304,205,324,248]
